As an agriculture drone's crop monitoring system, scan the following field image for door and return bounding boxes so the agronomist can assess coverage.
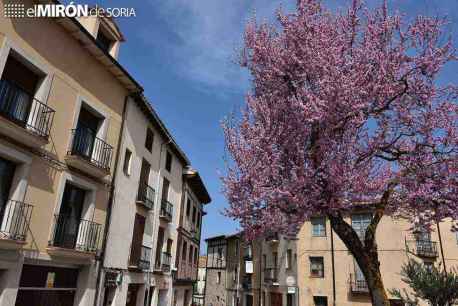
[158,289,168,306]
[54,184,86,248]
[155,227,165,268]
[245,295,253,306]
[126,284,140,306]
[0,157,15,222]
[74,107,101,159]
[270,293,282,306]
[129,214,146,267]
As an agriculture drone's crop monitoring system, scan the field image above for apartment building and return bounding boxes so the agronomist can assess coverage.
[297,215,458,306]
[193,255,207,306]
[174,170,210,306]
[0,1,141,306]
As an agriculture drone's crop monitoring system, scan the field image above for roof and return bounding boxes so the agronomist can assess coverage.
[198,256,207,268]
[45,0,142,93]
[205,232,242,242]
[183,168,211,204]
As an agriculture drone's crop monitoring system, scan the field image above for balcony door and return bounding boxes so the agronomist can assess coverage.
[74,107,102,160]
[155,227,165,268]
[129,213,146,267]
[0,157,15,222]
[54,183,86,249]
[0,55,39,126]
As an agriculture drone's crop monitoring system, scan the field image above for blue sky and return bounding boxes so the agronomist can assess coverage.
[75,0,456,252]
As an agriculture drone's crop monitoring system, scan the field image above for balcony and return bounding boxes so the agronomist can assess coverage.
[349,273,369,294]
[0,200,33,249]
[155,252,172,272]
[65,128,113,178]
[264,267,278,284]
[139,245,152,270]
[242,275,252,290]
[136,182,155,210]
[406,239,438,258]
[0,79,55,148]
[47,214,102,260]
[177,261,197,281]
[160,200,173,222]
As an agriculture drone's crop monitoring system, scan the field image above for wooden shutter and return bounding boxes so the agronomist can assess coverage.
[129,214,146,267]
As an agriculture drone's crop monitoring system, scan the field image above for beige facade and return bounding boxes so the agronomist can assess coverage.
[297,215,458,306]
[0,1,140,305]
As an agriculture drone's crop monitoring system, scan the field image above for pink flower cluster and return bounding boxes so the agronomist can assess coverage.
[222,0,457,239]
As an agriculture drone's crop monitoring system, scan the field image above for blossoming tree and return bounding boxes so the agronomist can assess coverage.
[222,0,457,304]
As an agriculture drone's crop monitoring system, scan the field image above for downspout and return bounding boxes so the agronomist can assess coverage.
[203,242,209,306]
[330,224,336,306]
[93,93,130,306]
[436,221,447,272]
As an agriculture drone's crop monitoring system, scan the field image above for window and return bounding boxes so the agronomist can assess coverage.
[311,217,326,237]
[287,294,295,306]
[217,271,221,284]
[351,213,372,240]
[123,149,132,176]
[165,151,172,172]
[197,212,201,228]
[310,257,324,278]
[186,199,191,217]
[262,254,266,269]
[217,248,223,259]
[189,245,193,264]
[192,206,196,223]
[286,249,292,269]
[273,252,278,267]
[194,248,198,265]
[96,28,114,53]
[145,128,154,152]
[313,296,327,306]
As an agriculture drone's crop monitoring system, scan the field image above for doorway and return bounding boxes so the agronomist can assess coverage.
[270,293,282,306]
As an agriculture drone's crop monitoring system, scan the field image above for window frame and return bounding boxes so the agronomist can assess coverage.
[311,217,326,237]
[310,256,324,278]
[145,128,154,152]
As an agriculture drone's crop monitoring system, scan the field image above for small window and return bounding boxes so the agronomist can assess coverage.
[313,296,327,306]
[165,151,172,172]
[186,199,191,217]
[311,217,326,237]
[123,149,132,176]
[192,207,197,223]
[217,271,221,284]
[96,28,114,53]
[286,249,292,269]
[145,128,154,152]
[310,257,324,278]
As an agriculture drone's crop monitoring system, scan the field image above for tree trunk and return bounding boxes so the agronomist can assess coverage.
[328,213,390,306]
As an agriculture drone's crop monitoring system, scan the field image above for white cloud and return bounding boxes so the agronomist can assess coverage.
[144,0,295,94]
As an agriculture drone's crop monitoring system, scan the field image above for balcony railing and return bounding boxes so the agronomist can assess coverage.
[0,200,33,241]
[155,252,172,272]
[68,128,113,171]
[349,273,369,293]
[49,214,102,252]
[242,275,252,290]
[139,245,152,270]
[177,261,197,280]
[160,200,173,222]
[406,239,438,258]
[0,79,55,138]
[137,182,155,210]
[264,267,278,283]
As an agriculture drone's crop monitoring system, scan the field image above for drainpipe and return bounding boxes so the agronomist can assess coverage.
[330,224,336,306]
[93,93,130,306]
[436,221,447,272]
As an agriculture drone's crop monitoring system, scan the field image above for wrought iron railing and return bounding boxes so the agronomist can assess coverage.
[0,79,55,138]
[264,267,278,282]
[0,200,33,241]
[349,273,369,293]
[137,182,155,210]
[406,239,438,258]
[177,261,197,280]
[139,245,152,270]
[49,214,102,252]
[68,128,113,171]
[156,252,172,272]
[160,199,173,221]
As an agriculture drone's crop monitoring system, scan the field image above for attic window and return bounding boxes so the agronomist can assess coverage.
[96,28,114,53]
